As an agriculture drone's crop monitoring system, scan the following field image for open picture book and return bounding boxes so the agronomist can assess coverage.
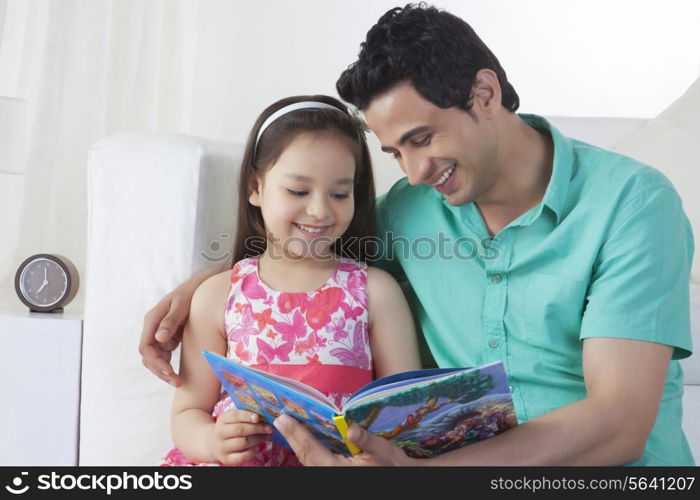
[203,351,518,458]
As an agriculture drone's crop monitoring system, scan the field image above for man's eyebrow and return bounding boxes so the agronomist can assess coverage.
[380,126,432,153]
[285,174,354,185]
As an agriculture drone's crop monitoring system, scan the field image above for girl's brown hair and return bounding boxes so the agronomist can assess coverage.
[232,95,376,264]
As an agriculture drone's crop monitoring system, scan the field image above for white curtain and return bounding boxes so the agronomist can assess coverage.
[0,0,199,310]
[1,0,698,311]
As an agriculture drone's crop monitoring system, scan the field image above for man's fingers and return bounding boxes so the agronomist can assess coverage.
[274,414,338,466]
[140,348,181,387]
[140,299,170,347]
[345,422,409,466]
[346,421,376,451]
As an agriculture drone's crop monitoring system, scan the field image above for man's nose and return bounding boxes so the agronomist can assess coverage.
[404,154,433,186]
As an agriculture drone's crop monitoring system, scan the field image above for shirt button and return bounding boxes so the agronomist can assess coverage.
[509,384,514,392]
[488,338,500,349]
[491,274,502,284]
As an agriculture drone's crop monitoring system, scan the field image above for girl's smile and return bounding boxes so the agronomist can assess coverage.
[248,132,356,259]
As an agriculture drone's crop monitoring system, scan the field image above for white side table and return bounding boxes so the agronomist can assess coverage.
[0,306,82,465]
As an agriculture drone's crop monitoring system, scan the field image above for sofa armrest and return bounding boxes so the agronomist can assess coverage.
[81,132,241,465]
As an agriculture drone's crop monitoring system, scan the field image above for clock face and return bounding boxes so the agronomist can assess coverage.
[18,258,68,308]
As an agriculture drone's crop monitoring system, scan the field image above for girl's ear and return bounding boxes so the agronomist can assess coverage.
[248,174,262,207]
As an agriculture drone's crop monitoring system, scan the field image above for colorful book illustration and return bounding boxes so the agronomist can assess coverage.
[203,351,518,458]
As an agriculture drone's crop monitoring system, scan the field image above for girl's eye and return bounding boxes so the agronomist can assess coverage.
[333,193,351,200]
[287,189,307,197]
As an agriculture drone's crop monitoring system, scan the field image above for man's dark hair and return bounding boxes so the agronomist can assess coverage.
[336,3,519,113]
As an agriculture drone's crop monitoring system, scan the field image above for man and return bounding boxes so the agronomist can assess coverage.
[140,4,694,465]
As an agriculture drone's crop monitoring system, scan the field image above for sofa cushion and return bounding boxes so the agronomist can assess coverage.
[613,78,700,283]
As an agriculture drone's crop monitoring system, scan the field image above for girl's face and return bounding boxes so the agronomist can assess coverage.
[249,132,356,260]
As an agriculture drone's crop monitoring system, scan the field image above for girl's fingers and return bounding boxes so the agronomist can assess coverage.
[221,446,262,465]
[221,434,270,454]
[220,408,264,424]
[217,422,274,438]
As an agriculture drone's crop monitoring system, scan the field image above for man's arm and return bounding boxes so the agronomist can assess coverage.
[427,337,671,465]
[275,337,672,466]
[277,180,691,466]
[139,262,231,386]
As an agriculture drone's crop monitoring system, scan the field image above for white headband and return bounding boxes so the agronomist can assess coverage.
[254,101,341,153]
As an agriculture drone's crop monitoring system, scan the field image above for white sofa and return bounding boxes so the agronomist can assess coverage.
[80,117,699,465]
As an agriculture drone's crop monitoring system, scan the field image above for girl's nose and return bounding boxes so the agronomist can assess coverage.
[306,194,330,220]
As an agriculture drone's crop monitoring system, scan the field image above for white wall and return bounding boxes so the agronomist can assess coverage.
[187,0,700,143]
[0,0,699,311]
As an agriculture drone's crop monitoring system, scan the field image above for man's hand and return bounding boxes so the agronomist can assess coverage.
[139,291,191,386]
[274,414,417,466]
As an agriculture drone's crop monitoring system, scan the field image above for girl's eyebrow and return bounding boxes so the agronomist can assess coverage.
[285,174,354,185]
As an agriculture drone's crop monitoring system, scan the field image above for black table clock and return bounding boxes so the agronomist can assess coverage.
[14,254,79,312]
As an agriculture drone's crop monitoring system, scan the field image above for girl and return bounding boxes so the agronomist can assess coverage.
[161,95,421,466]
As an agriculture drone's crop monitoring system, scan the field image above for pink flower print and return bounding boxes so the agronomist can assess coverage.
[277,293,309,314]
[233,341,252,363]
[330,321,369,370]
[340,302,364,322]
[273,310,307,344]
[230,263,243,284]
[337,261,357,273]
[328,316,348,341]
[228,306,258,344]
[256,338,293,363]
[226,293,237,313]
[253,308,276,330]
[242,272,267,300]
[346,271,367,307]
[294,331,322,355]
[305,287,343,330]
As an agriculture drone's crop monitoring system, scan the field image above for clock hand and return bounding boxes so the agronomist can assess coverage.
[36,280,48,294]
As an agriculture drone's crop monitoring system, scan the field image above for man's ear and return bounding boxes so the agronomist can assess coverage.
[248,174,262,207]
[471,69,501,116]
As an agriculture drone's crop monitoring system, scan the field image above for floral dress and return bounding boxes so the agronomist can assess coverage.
[161,256,373,466]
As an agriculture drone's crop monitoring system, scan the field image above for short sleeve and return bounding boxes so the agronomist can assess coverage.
[371,193,408,282]
[580,185,694,359]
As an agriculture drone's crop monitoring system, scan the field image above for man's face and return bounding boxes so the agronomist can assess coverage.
[364,81,500,207]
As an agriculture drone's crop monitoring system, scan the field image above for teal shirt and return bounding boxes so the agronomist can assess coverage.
[374,114,694,465]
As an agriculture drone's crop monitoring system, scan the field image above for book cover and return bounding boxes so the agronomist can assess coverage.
[204,351,518,458]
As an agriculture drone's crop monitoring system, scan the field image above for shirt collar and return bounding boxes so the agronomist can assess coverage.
[519,114,573,225]
[434,113,574,234]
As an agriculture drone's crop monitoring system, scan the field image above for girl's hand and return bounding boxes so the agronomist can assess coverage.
[207,409,275,465]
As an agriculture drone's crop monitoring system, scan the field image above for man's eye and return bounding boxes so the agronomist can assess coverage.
[287,189,307,197]
[413,134,431,146]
